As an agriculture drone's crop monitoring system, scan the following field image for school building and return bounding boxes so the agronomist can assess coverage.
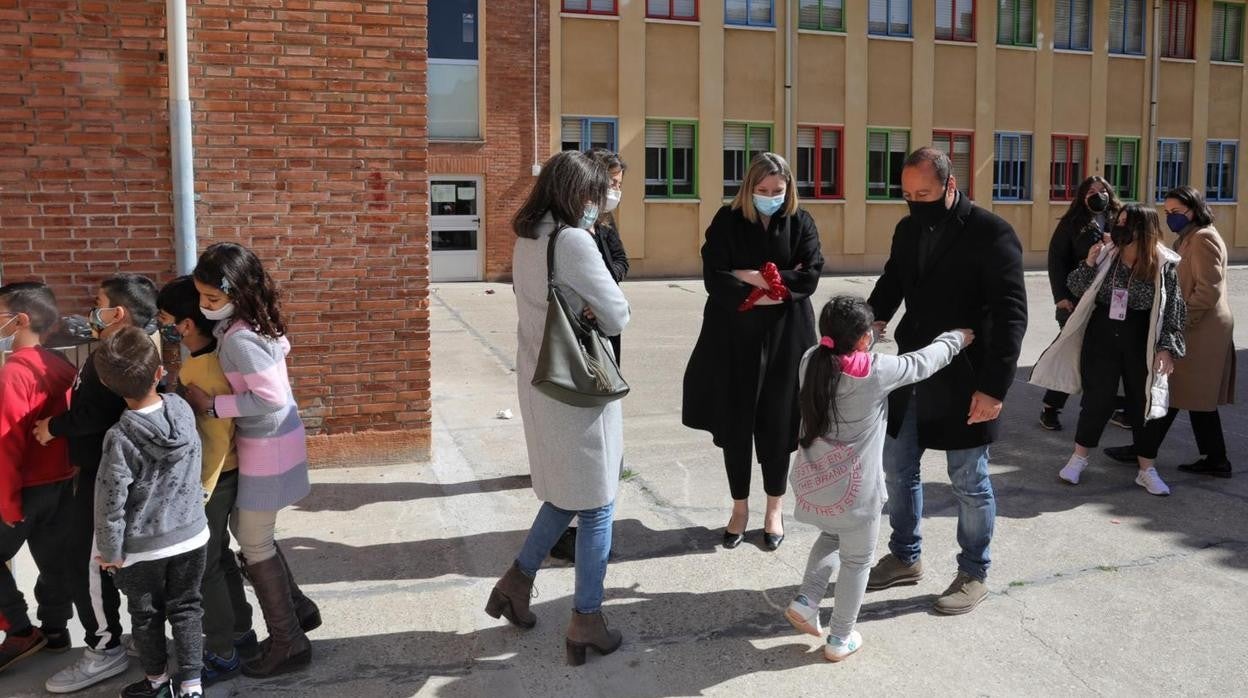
[439,0,1248,283]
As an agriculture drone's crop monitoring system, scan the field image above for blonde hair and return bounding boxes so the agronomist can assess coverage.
[731,152,799,223]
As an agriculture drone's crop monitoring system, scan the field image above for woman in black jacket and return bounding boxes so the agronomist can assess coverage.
[1042,176,1123,431]
[682,152,824,551]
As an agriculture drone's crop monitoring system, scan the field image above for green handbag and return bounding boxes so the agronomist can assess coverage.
[531,227,629,407]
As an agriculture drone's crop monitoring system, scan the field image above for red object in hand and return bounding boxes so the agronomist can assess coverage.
[738,262,791,311]
[0,610,8,631]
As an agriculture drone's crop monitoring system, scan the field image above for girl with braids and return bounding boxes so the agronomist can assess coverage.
[783,296,972,662]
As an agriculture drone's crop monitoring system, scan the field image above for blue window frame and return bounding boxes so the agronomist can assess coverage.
[726,0,773,27]
[561,117,618,153]
[1109,0,1146,55]
[993,132,1033,201]
[868,0,911,38]
[1206,141,1238,202]
[1155,139,1190,202]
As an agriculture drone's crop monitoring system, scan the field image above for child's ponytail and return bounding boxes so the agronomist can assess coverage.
[798,296,875,448]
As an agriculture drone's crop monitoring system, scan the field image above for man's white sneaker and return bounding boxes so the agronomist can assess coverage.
[1059,454,1089,485]
[824,630,863,662]
[784,595,822,637]
[45,645,129,693]
[1135,467,1171,496]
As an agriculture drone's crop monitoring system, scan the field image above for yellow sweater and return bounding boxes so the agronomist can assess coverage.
[180,348,237,496]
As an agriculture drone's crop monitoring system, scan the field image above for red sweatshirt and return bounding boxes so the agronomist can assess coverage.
[0,346,76,524]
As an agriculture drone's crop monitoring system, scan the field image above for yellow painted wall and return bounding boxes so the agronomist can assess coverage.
[631,204,703,277]
[865,204,907,255]
[1106,59,1147,136]
[724,31,777,122]
[932,45,977,129]
[1208,65,1242,139]
[994,50,1036,131]
[1051,53,1093,136]
[645,24,699,117]
[802,203,845,267]
[796,34,845,124]
[867,42,913,128]
[1157,62,1196,136]
[561,19,619,116]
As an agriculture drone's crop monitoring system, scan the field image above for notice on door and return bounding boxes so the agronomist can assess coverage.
[432,184,456,203]
[457,186,475,200]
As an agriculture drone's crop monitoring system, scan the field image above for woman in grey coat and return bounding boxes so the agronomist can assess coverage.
[484,151,631,666]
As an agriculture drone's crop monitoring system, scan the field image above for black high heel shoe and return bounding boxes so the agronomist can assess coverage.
[763,531,785,551]
[723,529,745,549]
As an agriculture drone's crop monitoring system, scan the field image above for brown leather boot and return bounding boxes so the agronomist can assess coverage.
[565,611,622,666]
[275,543,322,633]
[484,562,536,628]
[241,556,311,678]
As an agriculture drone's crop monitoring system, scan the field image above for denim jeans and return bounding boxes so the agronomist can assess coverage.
[883,399,995,580]
[516,500,615,614]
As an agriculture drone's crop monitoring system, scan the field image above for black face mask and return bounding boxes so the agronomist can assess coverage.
[1110,224,1134,247]
[1086,192,1109,213]
[906,177,952,229]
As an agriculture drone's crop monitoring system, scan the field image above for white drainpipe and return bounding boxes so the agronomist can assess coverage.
[167,0,196,275]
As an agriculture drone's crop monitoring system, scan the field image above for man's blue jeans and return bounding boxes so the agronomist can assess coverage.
[883,400,995,580]
[516,500,615,614]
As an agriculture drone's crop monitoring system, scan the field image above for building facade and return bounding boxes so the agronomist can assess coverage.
[548,0,1248,277]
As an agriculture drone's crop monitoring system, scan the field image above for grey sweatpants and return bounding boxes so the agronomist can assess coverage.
[113,546,206,683]
[797,516,880,640]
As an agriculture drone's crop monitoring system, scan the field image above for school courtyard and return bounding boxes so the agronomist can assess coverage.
[11,268,1248,697]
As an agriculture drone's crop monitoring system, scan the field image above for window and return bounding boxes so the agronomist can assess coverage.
[1109,0,1146,55]
[647,0,697,20]
[645,120,698,198]
[1050,135,1087,201]
[931,130,974,197]
[799,0,844,31]
[429,0,479,140]
[867,128,910,199]
[1161,0,1194,58]
[724,123,772,197]
[562,0,617,15]
[993,132,1032,201]
[998,0,1036,46]
[1155,139,1190,201]
[936,1,975,41]
[796,126,844,199]
[1206,141,1238,201]
[1212,3,1245,62]
[561,117,618,153]
[726,0,773,26]
[1105,136,1140,200]
[868,0,912,38]
[1055,0,1091,50]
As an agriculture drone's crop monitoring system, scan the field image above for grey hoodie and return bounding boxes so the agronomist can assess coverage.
[95,393,207,563]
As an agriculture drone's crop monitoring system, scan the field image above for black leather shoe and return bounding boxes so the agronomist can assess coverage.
[1103,445,1137,463]
[763,532,784,551]
[722,530,745,549]
[549,527,577,562]
[1178,457,1233,479]
[1039,407,1062,431]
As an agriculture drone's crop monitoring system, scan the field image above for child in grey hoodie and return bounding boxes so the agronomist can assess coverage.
[93,327,208,698]
[783,297,972,662]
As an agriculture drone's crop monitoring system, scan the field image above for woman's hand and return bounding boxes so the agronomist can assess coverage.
[954,328,975,347]
[733,270,771,290]
[872,321,888,340]
[1086,233,1111,267]
[184,384,214,415]
[1056,299,1075,313]
[582,307,596,322]
[33,418,53,446]
[1154,350,1175,376]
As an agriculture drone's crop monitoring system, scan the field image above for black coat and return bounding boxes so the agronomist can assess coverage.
[47,350,126,472]
[1047,214,1106,306]
[682,206,824,464]
[867,194,1028,451]
[592,220,629,283]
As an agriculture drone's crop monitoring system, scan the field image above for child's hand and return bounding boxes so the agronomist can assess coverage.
[96,556,123,571]
[184,384,213,415]
[33,418,53,446]
[954,329,975,347]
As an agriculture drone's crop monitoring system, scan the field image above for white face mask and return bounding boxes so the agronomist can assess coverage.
[604,189,622,213]
[201,303,235,321]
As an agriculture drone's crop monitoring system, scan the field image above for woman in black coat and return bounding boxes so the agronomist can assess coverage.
[682,152,824,551]
[586,149,630,362]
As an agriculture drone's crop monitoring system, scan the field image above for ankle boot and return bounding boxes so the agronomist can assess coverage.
[565,611,622,666]
[484,562,536,628]
[275,543,322,633]
[241,556,312,678]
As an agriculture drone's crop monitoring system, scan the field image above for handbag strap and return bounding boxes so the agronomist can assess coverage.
[546,224,566,288]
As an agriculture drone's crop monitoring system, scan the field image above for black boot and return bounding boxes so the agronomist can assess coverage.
[549,527,577,563]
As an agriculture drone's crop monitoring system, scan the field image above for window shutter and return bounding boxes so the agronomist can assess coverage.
[672,0,694,17]
[589,121,614,149]
[726,0,748,22]
[1126,0,1145,53]
[646,122,668,148]
[952,135,972,189]
[890,130,909,153]
[998,0,1015,42]
[1121,139,1137,167]
[590,0,615,10]
[562,118,583,146]
[564,0,589,11]
[797,126,816,149]
[647,0,668,16]
[749,0,772,24]
[672,123,695,149]
[724,124,746,150]
[799,0,820,27]
[1019,0,1035,43]
[889,0,909,34]
[932,132,951,154]
[869,130,888,155]
[869,0,889,33]
[1106,138,1119,169]
[936,0,954,39]
[1072,138,1086,167]
[749,126,771,154]
[1074,0,1091,48]
[1056,0,1071,47]
[1054,137,1069,165]
[826,0,845,28]
[1226,4,1244,61]
[1109,0,1126,52]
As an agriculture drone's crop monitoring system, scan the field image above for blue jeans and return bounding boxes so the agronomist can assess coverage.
[883,400,995,580]
[516,500,615,614]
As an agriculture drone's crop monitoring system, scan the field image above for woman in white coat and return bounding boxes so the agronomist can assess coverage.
[484,151,631,666]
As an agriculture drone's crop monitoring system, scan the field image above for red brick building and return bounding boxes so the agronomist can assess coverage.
[0,0,431,464]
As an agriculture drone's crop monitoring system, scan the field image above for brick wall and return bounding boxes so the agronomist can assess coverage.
[0,0,432,464]
[430,1,549,282]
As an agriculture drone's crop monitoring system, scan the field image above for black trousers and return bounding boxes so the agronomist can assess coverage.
[113,546,206,683]
[1045,307,1128,414]
[201,470,253,656]
[608,335,621,366]
[67,466,124,650]
[723,447,789,500]
[1076,308,1151,450]
[0,481,74,632]
[1137,407,1228,461]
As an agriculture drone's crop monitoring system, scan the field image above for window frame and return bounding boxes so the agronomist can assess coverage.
[1162,0,1196,59]
[935,0,976,42]
[645,119,700,200]
[723,121,774,197]
[561,116,619,153]
[1212,2,1245,63]
[646,0,699,21]
[865,127,910,201]
[798,0,845,32]
[562,0,619,16]
[1104,136,1141,201]
[725,0,774,27]
[930,129,975,199]
[997,0,1037,47]
[1054,0,1093,51]
[796,124,845,200]
[993,132,1033,202]
[1049,134,1089,202]
[1109,0,1147,55]
[867,0,913,39]
[1154,138,1191,202]
[1206,140,1239,202]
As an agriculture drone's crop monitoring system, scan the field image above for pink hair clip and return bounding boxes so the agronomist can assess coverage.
[819,336,835,349]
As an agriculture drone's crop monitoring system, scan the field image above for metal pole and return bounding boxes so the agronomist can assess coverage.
[784,0,793,163]
[1145,0,1161,204]
[167,0,197,275]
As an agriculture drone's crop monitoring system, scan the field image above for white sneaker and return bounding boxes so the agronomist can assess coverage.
[824,630,863,662]
[1059,454,1089,484]
[45,646,130,693]
[1135,467,1171,496]
[784,595,822,637]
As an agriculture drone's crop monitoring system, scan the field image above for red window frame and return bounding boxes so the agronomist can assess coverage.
[935,0,977,42]
[1050,134,1088,201]
[562,0,618,16]
[931,129,975,199]
[1163,0,1195,59]
[646,0,699,20]
[798,125,845,199]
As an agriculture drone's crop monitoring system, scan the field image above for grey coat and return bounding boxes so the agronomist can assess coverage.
[513,215,631,510]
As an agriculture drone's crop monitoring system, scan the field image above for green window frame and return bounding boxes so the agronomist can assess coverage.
[798,0,844,31]
[866,128,910,200]
[997,0,1036,47]
[723,122,773,198]
[1212,2,1245,63]
[1105,136,1140,202]
[645,120,699,199]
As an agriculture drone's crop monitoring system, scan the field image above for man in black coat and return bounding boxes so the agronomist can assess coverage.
[865,147,1028,615]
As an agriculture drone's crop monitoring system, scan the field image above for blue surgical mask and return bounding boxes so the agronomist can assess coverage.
[578,203,599,230]
[752,193,785,217]
[160,323,183,344]
[1166,212,1191,234]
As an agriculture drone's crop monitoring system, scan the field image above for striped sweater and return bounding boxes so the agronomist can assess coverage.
[211,320,309,511]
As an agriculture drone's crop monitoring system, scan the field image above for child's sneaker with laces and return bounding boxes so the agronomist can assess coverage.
[1059,454,1089,484]
[120,677,172,698]
[1135,467,1171,496]
[824,630,863,662]
[784,595,822,637]
[202,648,241,686]
[0,627,48,673]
